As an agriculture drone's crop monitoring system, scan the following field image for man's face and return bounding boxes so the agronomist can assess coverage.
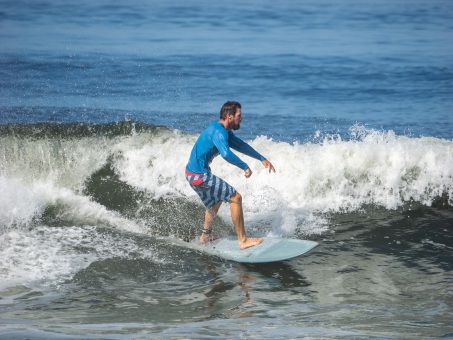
[231,109,242,130]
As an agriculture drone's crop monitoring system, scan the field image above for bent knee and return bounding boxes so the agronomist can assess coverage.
[230,192,242,204]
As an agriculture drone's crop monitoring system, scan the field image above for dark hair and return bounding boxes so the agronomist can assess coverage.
[220,101,241,120]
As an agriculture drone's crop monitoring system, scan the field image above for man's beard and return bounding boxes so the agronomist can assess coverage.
[232,123,241,130]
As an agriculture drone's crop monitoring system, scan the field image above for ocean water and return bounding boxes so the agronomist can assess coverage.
[1,0,453,339]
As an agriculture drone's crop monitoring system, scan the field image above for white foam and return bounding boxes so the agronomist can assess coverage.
[239,131,453,214]
[112,128,194,200]
[0,225,160,292]
[111,127,453,236]
[0,131,146,234]
[0,176,46,233]
[0,175,143,236]
[1,125,452,238]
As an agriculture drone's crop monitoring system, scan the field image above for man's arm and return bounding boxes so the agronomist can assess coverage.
[213,129,249,170]
[229,133,276,174]
[228,132,266,161]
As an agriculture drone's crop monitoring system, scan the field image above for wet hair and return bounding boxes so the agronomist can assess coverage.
[220,101,241,120]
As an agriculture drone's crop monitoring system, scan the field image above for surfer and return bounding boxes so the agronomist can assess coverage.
[185,101,276,250]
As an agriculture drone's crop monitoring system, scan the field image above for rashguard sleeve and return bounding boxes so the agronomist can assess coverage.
[228,133,267,162]
[212,130,249,170]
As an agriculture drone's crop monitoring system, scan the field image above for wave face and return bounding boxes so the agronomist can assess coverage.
[1,122,452,239]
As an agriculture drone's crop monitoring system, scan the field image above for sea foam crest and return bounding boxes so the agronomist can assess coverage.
[112,126,452,235]
[119,126,452,212]
[1,124,452,237]
[238,127,453,213]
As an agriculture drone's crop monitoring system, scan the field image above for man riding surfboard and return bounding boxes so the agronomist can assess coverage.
[185,101,276,250]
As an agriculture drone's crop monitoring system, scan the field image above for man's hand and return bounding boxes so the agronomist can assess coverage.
[262,160,276,173]
[244,168,252,178]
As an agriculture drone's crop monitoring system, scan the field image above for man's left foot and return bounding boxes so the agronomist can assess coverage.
[239,237,263,250]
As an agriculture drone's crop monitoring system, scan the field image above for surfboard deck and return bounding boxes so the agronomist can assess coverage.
[164,236,318,264]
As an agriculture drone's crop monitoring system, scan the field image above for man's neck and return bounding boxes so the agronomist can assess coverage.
[219,119,231,131]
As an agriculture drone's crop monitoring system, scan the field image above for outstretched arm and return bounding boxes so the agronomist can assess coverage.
[228,133,266,161]
[214,130,276,175]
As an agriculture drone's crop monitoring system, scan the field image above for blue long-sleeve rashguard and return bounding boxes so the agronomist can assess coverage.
[186,122,266,174]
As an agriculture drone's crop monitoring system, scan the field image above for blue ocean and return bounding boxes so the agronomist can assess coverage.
[1,0,452,338]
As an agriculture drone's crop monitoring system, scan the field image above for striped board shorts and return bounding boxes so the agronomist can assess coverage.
[185,170,236,209]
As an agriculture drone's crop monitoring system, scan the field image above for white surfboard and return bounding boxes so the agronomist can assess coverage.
[165,236,318,263]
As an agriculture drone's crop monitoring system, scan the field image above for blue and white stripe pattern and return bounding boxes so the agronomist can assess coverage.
[185,171,236,209]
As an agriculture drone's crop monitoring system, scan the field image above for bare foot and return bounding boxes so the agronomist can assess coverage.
[239,237,264,250]
[199,233,223,244]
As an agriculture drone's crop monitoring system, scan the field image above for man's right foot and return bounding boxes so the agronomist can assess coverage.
[239,237,263,250]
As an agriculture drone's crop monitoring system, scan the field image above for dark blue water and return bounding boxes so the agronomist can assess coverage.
[2,0,453,140]
[1,0,452,338]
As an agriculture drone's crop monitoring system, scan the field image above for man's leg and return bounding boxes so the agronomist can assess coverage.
[200,201,222,243]
[229,192,263,250]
